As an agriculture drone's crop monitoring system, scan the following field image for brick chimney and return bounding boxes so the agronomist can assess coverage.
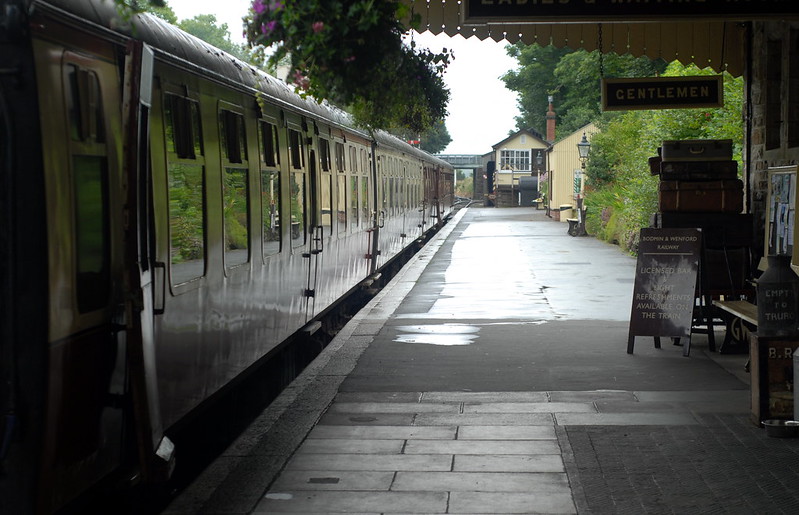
[546,95,556,143]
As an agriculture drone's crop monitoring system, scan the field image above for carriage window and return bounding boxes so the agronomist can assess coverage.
[73,156,110,313]
[220,110,247,164]
[223,167,249,267]
[260,121,281,257]
[261,121,279,167]
[164,94,203,159]
[361,173,370,228]
[349,175,359,230]
[168,163,206,283]
[289,129,304,169]
[220,109,249,267]
[337,175,347,235]
[319,138,331,172]
[290,171,306,247]
[321,170,333,233]
[349,146,358,174]
[65,65,104,143]
[335,142,345,172]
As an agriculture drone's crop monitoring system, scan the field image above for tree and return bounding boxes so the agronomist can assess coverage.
[501,43,570,136]
[179,14,253,64]
[502,44,667,139]
[392,119,452,154]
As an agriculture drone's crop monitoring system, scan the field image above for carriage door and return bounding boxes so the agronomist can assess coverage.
[121,41,173,482]
[287,122,316,317]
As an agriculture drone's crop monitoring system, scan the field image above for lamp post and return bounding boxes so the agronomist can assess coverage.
[575,132,590,236]
[535,150,543,209]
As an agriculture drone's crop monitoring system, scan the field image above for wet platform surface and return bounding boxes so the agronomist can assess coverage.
[166,207,799,514]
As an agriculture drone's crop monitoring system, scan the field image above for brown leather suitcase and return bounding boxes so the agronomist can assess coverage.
[659,179,744,212]
[659,160,738,181]
[661,139,733,162]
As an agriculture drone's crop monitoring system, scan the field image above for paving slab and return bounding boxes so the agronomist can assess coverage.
[308,425,457,440]
[269,471,395,491]
[453,454,566,473]
[255,491,449,513]
[391,471,570,493]
[448,491,577,514]
[296,439,405,454]
[403,439,561,455]
[457,426,556,440]
[284,453,454,472]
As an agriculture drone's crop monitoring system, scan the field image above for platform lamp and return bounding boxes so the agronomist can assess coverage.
[534,150,544,211]
[575,133,590,236]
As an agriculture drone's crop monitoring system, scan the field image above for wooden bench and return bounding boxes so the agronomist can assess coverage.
[712,299,757,353]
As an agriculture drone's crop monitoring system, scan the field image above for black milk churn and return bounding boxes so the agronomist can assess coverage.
[757,255,799,337]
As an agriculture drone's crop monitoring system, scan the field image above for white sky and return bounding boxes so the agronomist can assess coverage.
[167,0,520,155]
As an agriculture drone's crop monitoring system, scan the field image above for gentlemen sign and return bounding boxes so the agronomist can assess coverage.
[627,228,701,356]
[466,0,799,23]
[602,76,723,111]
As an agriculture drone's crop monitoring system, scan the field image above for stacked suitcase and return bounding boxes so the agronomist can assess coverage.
[651,139,743,213]
[650,139,753,353]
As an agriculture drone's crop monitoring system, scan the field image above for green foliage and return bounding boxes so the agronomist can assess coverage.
[179,14,254,64]
[585,63,744,254]
[246,0,451,133]
[391,119,452,154]
[502,45,667,139]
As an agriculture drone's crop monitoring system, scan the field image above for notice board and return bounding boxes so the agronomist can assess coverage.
[627,228,701,355]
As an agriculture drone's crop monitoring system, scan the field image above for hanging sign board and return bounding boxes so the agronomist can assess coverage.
[627,228,701,355]
[464,0,799,24]
[602,76,723,111]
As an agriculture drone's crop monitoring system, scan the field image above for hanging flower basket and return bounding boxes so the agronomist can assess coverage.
[245,0,451,133]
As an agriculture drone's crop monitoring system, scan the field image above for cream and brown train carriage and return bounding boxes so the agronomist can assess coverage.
[0,1,453,512]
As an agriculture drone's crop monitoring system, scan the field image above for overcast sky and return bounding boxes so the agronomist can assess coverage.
[167,0,520,155]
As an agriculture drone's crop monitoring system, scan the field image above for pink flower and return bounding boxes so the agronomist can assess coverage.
[292,70,310,90]
[312,21,324,33]
[268,0,283,11]
[261,20,277,35]
[252,0,265,14]
[344,56,356,63]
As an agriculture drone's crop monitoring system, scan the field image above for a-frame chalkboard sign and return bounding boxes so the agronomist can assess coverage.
[627,228,702,356]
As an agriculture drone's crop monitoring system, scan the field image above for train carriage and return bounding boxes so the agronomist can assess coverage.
[0,1,453,513]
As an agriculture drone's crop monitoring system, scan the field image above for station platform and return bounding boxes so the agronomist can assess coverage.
[165,207,799,514]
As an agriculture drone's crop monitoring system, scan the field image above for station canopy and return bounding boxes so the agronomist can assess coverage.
[398,0,784,77]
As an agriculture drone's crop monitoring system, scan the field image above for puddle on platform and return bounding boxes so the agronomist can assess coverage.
[394,324,480,346]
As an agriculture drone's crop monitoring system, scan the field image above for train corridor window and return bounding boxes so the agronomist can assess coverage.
[319,139,331,172]
[334,142,345,172]
[64,62,111,312]
[349,175,360,230]
[164,94,206,284]
[290,171,306,247]
[73,156,110,313]
[288,129,306,247]
[220,110,249,267]
[360,173,370,228]
[260,121,281,256]
[319,139,333,233]
[337,174,347,235]
[66,65,105,143]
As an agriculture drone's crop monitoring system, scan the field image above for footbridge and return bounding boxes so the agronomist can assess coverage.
[437,154,483,169]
